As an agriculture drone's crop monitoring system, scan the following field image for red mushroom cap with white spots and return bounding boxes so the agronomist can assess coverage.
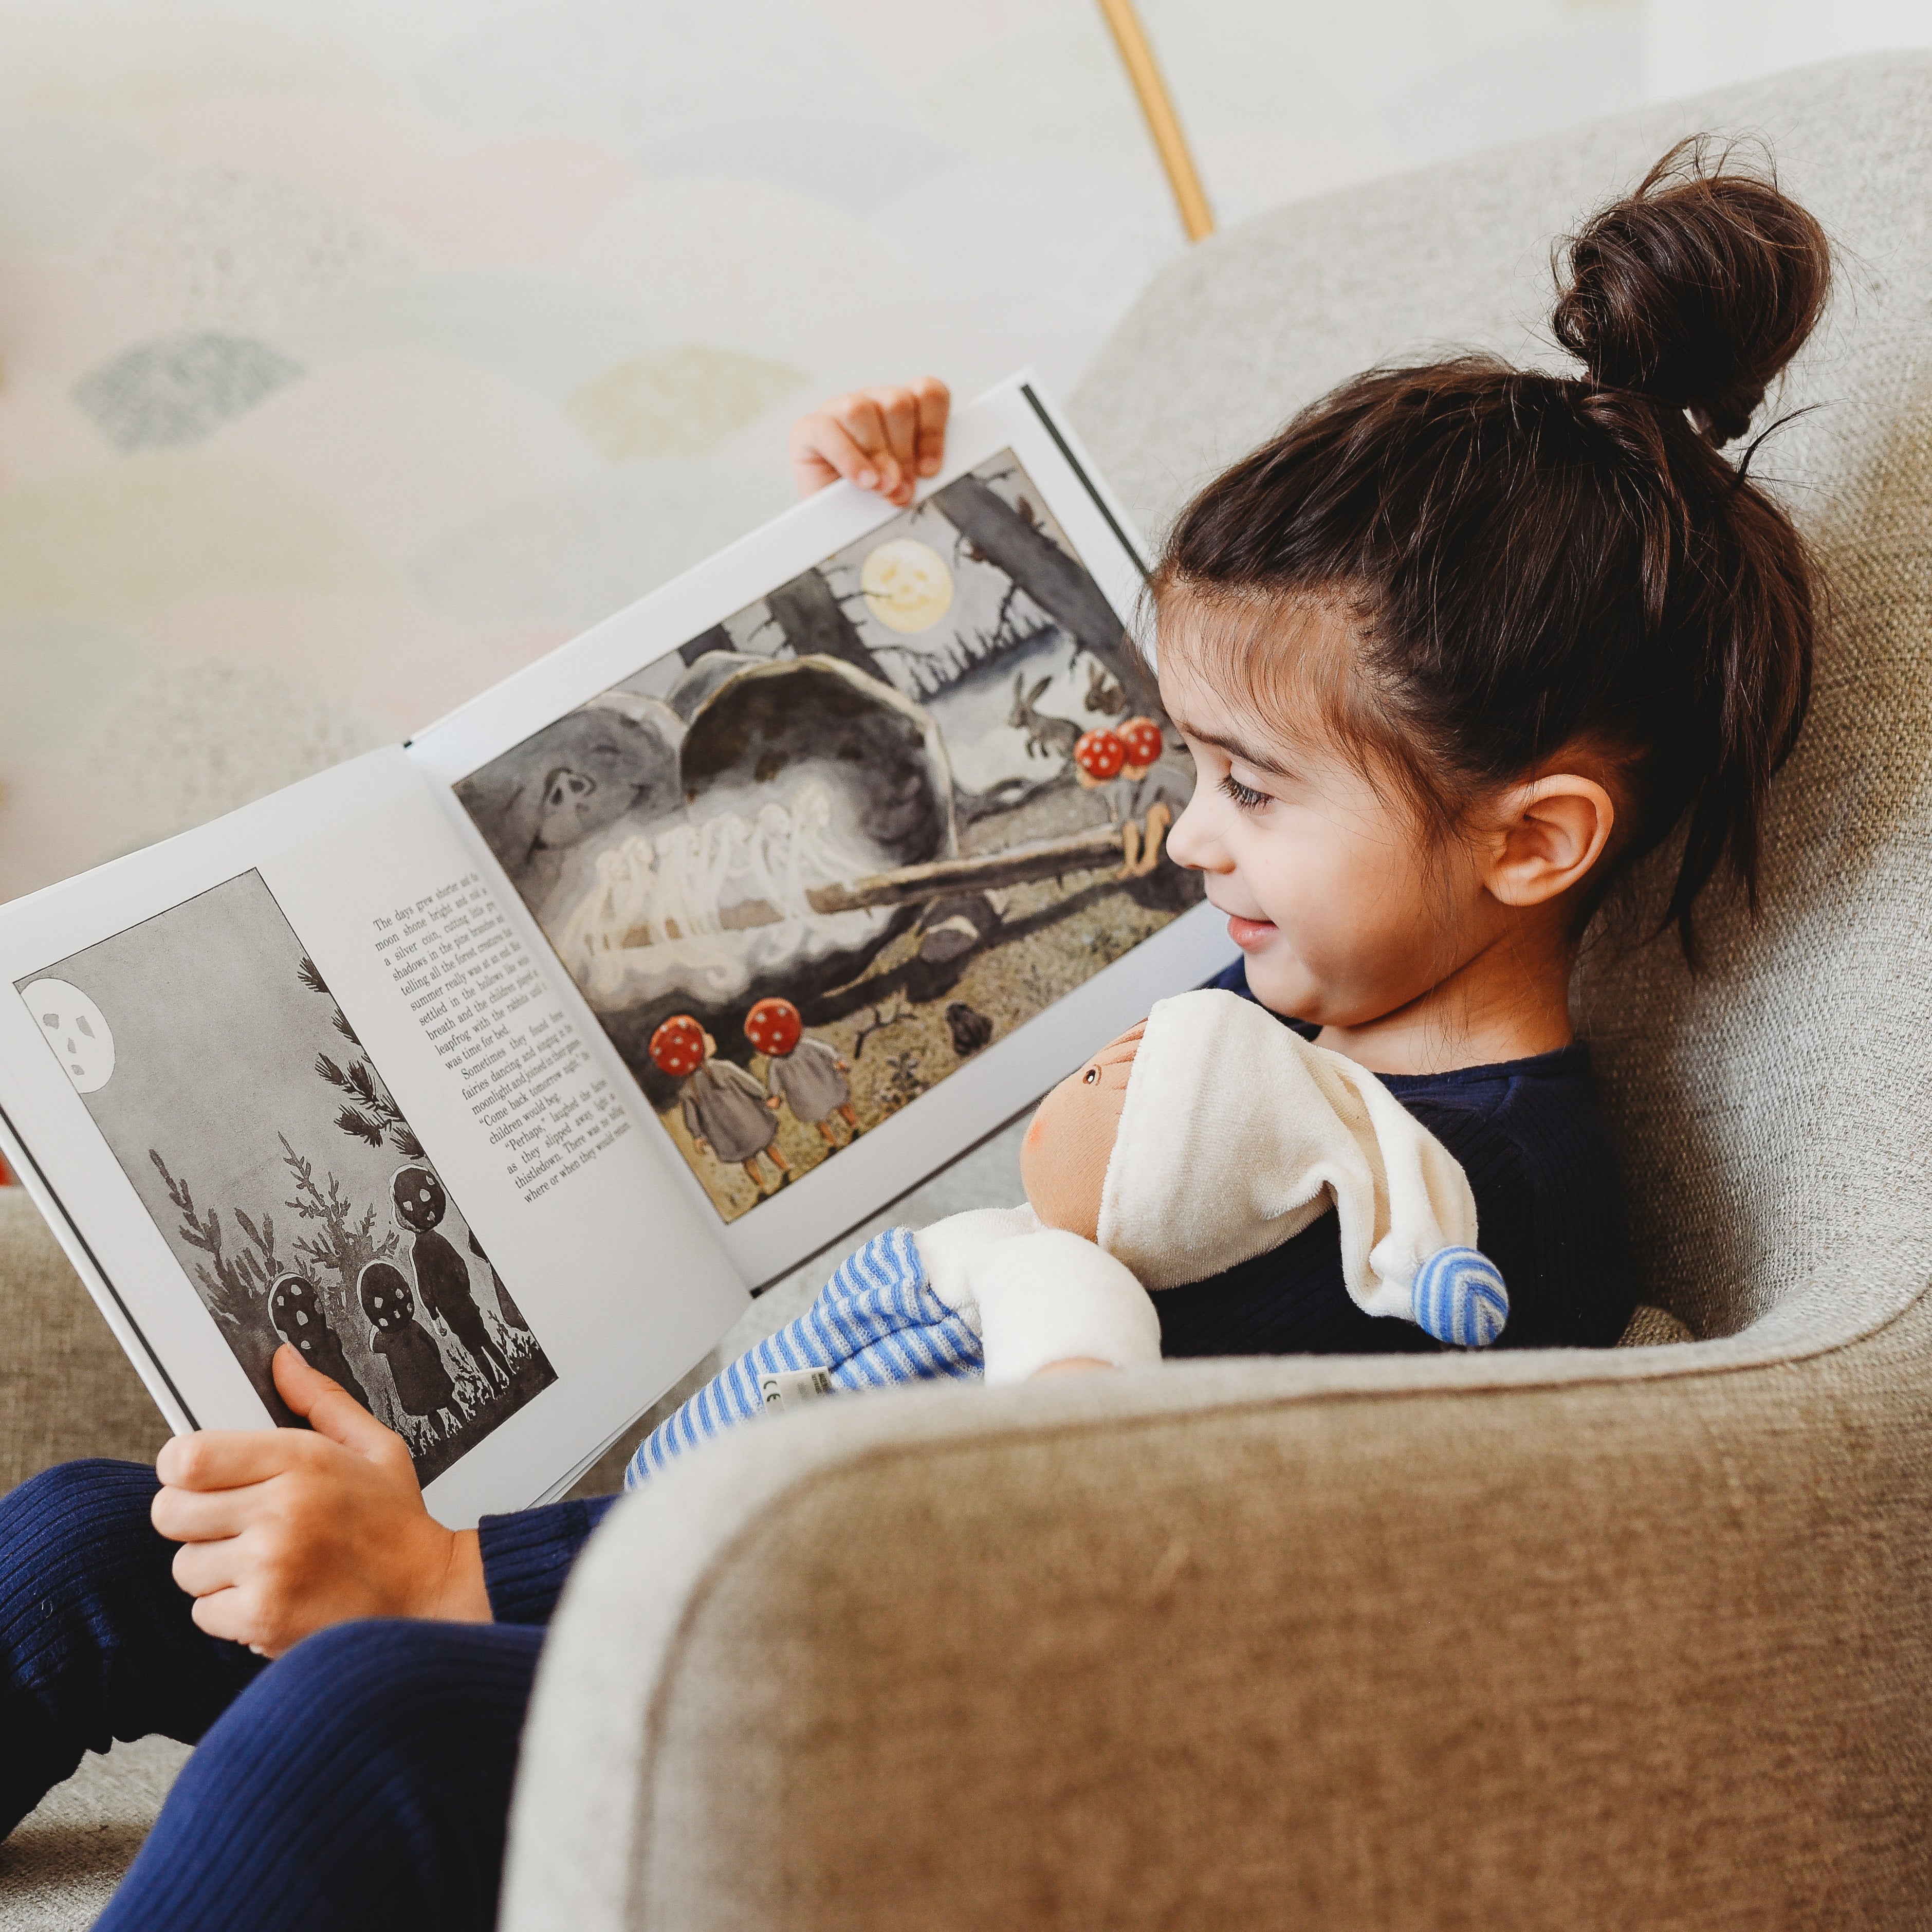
[744,997,802,1057]
[1074,728,1127,780]
[648,1014,706,1078]
[1119,716,1164,767]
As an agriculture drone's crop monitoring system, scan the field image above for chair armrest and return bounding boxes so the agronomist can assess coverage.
[501,1302,1932,1931]
[0,1190,165,1488]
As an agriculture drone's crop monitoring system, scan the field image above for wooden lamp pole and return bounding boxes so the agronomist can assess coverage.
[1094,0,1216,241]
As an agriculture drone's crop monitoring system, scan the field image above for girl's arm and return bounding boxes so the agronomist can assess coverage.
[789,378,950,506]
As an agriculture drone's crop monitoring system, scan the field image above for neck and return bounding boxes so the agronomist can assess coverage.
[1314,921,1576,1077]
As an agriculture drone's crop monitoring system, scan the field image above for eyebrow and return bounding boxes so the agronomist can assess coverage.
[1172,721,1296,778]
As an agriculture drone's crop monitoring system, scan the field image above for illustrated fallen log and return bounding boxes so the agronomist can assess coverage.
[620,825,1127,946]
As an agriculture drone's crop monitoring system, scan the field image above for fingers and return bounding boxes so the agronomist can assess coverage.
[871,387,919,482]
[909,375,949,477]
[171,1532,244,1598]
[180,1559,291,1657]
[792,407,893,495]
[789,379,950,505]
[156,1427,309,1493]
[152,1480,253,1544]
[270,1340,343,1411]
[273,1342,413,1470]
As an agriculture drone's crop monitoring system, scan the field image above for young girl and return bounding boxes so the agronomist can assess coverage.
[0,145,1829,1930]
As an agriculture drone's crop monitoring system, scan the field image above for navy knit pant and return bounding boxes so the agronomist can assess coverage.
[0,1459,540,1930]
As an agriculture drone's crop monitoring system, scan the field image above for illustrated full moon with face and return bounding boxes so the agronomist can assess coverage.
[22,979,115,1094]
[860,538,953,633]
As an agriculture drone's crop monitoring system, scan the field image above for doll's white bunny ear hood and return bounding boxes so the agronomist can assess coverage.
[1096,990,1506,1342]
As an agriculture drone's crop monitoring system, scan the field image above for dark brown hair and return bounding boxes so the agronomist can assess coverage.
[1151,138,1831,960]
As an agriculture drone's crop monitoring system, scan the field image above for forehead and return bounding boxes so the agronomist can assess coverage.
[1155,597,1361,766]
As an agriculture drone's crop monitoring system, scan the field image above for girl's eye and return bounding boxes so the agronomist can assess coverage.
[1219,773,1270,812]
[1082,1066,1099,1084]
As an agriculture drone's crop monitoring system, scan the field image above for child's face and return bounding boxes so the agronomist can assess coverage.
[1157,634,1484,1032]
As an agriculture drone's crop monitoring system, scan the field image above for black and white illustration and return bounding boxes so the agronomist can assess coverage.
[17,871,555,1482]
[454,449,1202,1223]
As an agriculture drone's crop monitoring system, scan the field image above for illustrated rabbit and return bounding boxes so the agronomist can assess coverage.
[1009,672,1083,763]
[1084,658,1127,716]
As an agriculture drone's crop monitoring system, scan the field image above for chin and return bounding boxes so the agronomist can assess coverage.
[1238,950,1314,1021]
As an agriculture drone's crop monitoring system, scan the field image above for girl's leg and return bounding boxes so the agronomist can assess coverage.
[96,1617,545,1932]
[0,1458,266,1836]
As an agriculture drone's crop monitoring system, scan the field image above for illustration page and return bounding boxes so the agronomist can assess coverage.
[411,378,1236,1286]
[0,748,748,1526]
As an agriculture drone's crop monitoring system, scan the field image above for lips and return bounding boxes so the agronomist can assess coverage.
[1226,913,1278,949]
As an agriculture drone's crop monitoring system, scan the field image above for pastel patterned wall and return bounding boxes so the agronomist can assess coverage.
[0,0,1647,902]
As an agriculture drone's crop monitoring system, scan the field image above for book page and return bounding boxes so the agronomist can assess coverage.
[410,378,1236,1285]
[0,748,746,1527]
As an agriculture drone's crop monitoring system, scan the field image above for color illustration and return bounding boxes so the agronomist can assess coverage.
[454,450,1201,1222]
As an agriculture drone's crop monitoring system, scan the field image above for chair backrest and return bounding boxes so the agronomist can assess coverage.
[1072,53,1932,1348]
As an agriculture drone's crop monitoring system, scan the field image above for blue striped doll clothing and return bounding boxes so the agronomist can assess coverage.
[624,1225,982,1487]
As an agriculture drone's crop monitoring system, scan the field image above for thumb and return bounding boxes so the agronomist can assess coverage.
[271,1342,399,1463]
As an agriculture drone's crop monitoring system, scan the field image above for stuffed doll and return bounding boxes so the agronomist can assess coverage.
[626,988,1507,1486]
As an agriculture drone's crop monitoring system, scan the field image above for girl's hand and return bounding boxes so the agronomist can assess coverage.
[789,378,950,506]
[150,1344,490,1658]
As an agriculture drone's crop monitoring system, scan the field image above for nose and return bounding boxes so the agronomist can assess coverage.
[1163,782,1224,873]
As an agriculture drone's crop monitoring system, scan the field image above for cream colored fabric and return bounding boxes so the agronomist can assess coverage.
[501,52,1932,1932]
[1098,990,1479,1309]
[914,1208,1163,1383]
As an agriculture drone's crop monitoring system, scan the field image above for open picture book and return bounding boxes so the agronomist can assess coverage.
[0,377,1232,1527]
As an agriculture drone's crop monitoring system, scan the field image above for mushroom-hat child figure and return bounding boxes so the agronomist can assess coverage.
[1073,721,1183,878]
[392,1165,511,1389]
[652,1013,791,1195]
[746,997,858,1149]
[357,1258,461,1438]
[1072,726,1134,877]
[267,1272,370,1411]
[1114,716,1187,877]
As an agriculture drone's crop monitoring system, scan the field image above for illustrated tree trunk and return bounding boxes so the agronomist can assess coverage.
[934,474,1161,712]
[765,569,889,685]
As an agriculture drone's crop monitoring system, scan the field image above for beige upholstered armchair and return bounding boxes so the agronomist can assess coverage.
[5,50,1930,1930]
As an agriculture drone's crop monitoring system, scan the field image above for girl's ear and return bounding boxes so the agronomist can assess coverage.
[1483,774,1616,909]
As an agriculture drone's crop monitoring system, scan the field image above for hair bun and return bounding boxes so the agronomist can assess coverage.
[1553,137,1830,446]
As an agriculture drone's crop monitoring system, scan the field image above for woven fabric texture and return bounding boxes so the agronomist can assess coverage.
[0,1190,169,1494]
[501,52,1932,1932]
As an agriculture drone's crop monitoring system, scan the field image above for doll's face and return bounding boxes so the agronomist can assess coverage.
[1019,1020,1146,1241]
